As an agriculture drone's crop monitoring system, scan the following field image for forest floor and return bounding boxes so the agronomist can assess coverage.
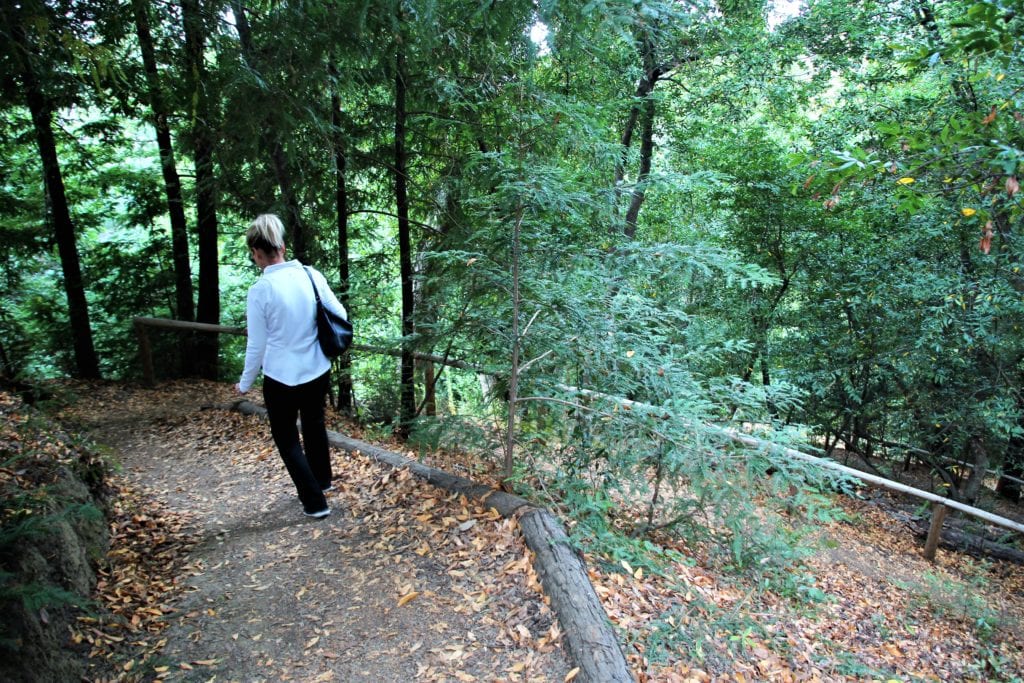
[55,380,1024,683]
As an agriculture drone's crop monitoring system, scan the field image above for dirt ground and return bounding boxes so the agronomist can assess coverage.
[54,380,1024,682]
[64,380,571,682]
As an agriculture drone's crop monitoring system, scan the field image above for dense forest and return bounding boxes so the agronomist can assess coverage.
[2,0,1024,677]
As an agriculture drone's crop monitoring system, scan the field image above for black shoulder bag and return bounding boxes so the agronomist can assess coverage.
[304,267,352,358]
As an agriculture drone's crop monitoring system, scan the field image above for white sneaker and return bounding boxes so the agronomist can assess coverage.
[303,507,331,519]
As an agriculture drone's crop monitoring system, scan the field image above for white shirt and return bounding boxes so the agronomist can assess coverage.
[238,260,348,392]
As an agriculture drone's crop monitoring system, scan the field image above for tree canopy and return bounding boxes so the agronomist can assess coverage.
[2,0,1022,571]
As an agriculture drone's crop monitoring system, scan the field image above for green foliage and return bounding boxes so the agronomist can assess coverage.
[900,564,1003,639]
[2,0,1022,620]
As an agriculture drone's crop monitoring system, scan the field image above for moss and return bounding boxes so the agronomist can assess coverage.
[0,392,111,682]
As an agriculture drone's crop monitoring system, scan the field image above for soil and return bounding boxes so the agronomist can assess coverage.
[63,380,571,682]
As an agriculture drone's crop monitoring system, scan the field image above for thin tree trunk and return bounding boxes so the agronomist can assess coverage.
[914,0,977,111]
[504,207,525,483]
[183,0,220,380]
[232,2,308,263]
[961,436,989,505]
[395,49,416,437]
[6,5,100,379]
[422,361,437,417]
[133,0,194,325]
[619,31,662,238]
[133,0,196,377]
[623,93,655,238]
[331,77,354,415]
[997,426,1023,502]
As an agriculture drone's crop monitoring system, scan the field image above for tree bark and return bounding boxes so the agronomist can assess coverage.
[961,436,990,505]
[518,508,634,683]
[6,4,100,379]
[182,0,220,380]
[623,92,655,238]
[331,77,355,414]
[620,30,662,239]
[996,458,1022,503]
[504,207,524,482]
[421,360,437,417]
[133,0,194,326]
[395,48,416,437]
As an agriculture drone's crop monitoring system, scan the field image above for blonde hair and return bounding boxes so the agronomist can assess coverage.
[246,214,286,254]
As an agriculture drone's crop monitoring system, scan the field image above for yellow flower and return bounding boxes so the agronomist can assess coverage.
[961,207,977,217]
[896,177,915,185]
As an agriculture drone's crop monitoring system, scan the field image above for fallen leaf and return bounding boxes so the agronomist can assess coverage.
[398,591,420,607]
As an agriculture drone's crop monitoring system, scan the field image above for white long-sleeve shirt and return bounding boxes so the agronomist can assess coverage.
[238,260,348,392]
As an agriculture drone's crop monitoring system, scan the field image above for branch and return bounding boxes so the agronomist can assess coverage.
[517,349,553,376]
[345,209,442,234]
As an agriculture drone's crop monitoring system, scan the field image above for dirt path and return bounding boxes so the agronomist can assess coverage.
[70,381,570,682]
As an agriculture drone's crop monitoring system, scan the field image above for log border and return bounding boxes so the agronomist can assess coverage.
[233,399,634,683]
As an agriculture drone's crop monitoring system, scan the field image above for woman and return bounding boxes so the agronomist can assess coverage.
[236,214,348,519]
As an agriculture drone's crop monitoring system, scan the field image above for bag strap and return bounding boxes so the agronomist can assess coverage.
[303,266,323,304]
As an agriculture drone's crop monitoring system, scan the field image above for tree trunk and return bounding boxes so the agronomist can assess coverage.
[395,49,416,437]
[7,5,100,379]
[913,0,977,111]
[133,0,196,373]
[996,443,1022,503]
[960,436,990,505]
[623,92,655,238]
[504,207,524,482]
[421,360,437,417]
[182,0,220,380]
[331,78,354,415]
[232,2,308,263]
[621,31,661,239]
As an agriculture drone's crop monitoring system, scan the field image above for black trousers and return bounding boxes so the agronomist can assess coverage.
[262,371,332,513]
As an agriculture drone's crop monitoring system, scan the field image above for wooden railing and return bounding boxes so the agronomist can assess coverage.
[133,316,1023,560]
[133,317,246,387]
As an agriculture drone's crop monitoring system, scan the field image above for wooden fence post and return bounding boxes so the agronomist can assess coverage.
[134,319,155,387]
[132,317,246,387]
[923,502,948,562]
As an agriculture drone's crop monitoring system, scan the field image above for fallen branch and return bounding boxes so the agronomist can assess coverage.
[232,399,633,683]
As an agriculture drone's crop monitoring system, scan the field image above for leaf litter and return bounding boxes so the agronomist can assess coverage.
[58,380,568,682]
[52,380,1024,682]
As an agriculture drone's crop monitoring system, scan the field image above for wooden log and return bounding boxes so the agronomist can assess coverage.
[518,507,634,683]
[231,399,633,682]
[913,518,1024,564]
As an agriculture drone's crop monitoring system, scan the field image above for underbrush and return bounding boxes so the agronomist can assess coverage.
[0,389,111,681]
